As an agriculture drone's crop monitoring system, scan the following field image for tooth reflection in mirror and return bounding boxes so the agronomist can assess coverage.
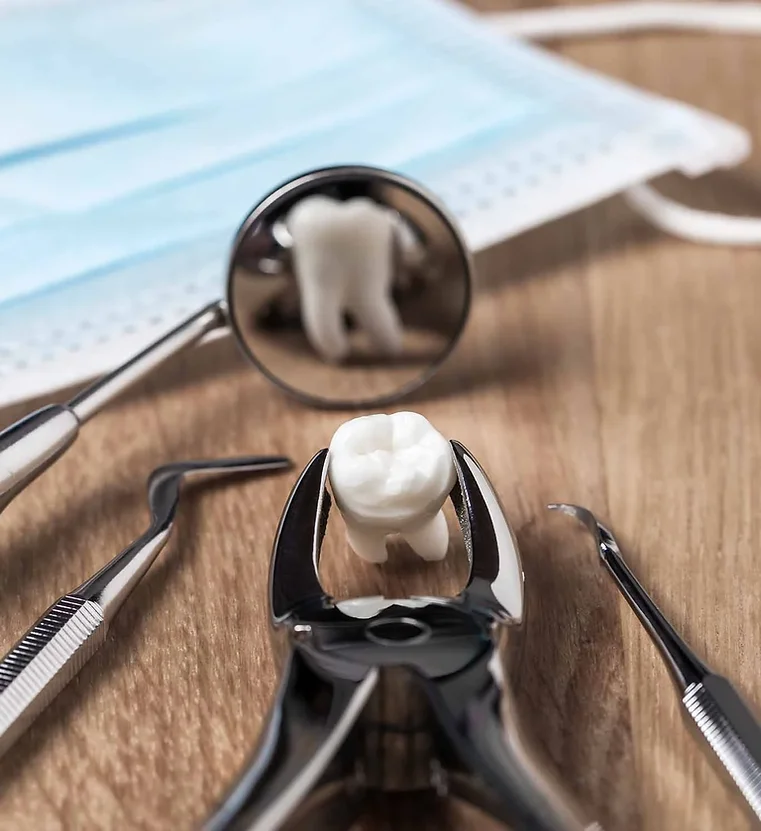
[227,165,472,408]
[327,412,456,564]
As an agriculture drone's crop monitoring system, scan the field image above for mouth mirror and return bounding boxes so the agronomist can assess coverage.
[0,166,471,518]
[227,165,472,408]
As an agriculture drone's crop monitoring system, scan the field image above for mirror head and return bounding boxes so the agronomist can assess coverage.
[227,165,472,408]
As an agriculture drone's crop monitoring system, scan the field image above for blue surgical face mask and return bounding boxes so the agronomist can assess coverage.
[0,0,750,405]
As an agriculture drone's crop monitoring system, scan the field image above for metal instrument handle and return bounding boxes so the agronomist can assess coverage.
[67,301,225,422]
[205,649,376,831]
[0,596,107,755]
[550,504,761,824]
[0,405,80,513]
[0,301,226,516]
[683,675,761,822]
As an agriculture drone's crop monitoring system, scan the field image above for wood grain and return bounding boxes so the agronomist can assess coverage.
[1,2,760,828]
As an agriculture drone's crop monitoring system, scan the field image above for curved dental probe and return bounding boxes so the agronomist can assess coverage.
[205,444,599,831]
[549,503,761,823]
[0,454,291,759]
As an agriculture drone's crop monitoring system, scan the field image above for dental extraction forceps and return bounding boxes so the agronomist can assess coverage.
[552,504,761,824]
[0,454,289,758]
[205,443,600,831]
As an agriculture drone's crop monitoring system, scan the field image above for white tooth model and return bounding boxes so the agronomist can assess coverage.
[286,195,421,363]
[328,412,456,563]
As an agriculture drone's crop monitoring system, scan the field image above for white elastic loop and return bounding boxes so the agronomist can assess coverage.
[625,184,761,245]
[487,2,761,247]
[488,2,761,40]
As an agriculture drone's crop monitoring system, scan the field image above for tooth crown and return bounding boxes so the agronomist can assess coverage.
[288,195,395,292]
[328,412,455,529]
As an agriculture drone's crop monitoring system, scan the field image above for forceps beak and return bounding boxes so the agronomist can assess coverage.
[269,448,333,624]
[269,441,528,627]
[451,440,524,624]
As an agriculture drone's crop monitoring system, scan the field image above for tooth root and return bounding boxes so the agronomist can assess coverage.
[393,214,426,268]
[350,286,403,357]
[344,520,389,564]
[402,510,450,561]
[347,225,402,356]
[297,279,349,363]
[287,196,350,363]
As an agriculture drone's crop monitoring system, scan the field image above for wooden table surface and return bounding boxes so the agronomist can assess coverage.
[2,2,760,829]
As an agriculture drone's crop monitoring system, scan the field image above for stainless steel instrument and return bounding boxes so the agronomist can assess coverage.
[0,165,471,518]
[551,503,761,824]
[204,444,600,831]
[0,454,290,757]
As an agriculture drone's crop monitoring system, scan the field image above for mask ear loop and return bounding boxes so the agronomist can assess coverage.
[487,3,761,39]
[488,2,761,247]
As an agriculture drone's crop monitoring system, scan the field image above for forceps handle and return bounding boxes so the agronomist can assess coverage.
[0,301,226,516]
[0,595,107,756]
